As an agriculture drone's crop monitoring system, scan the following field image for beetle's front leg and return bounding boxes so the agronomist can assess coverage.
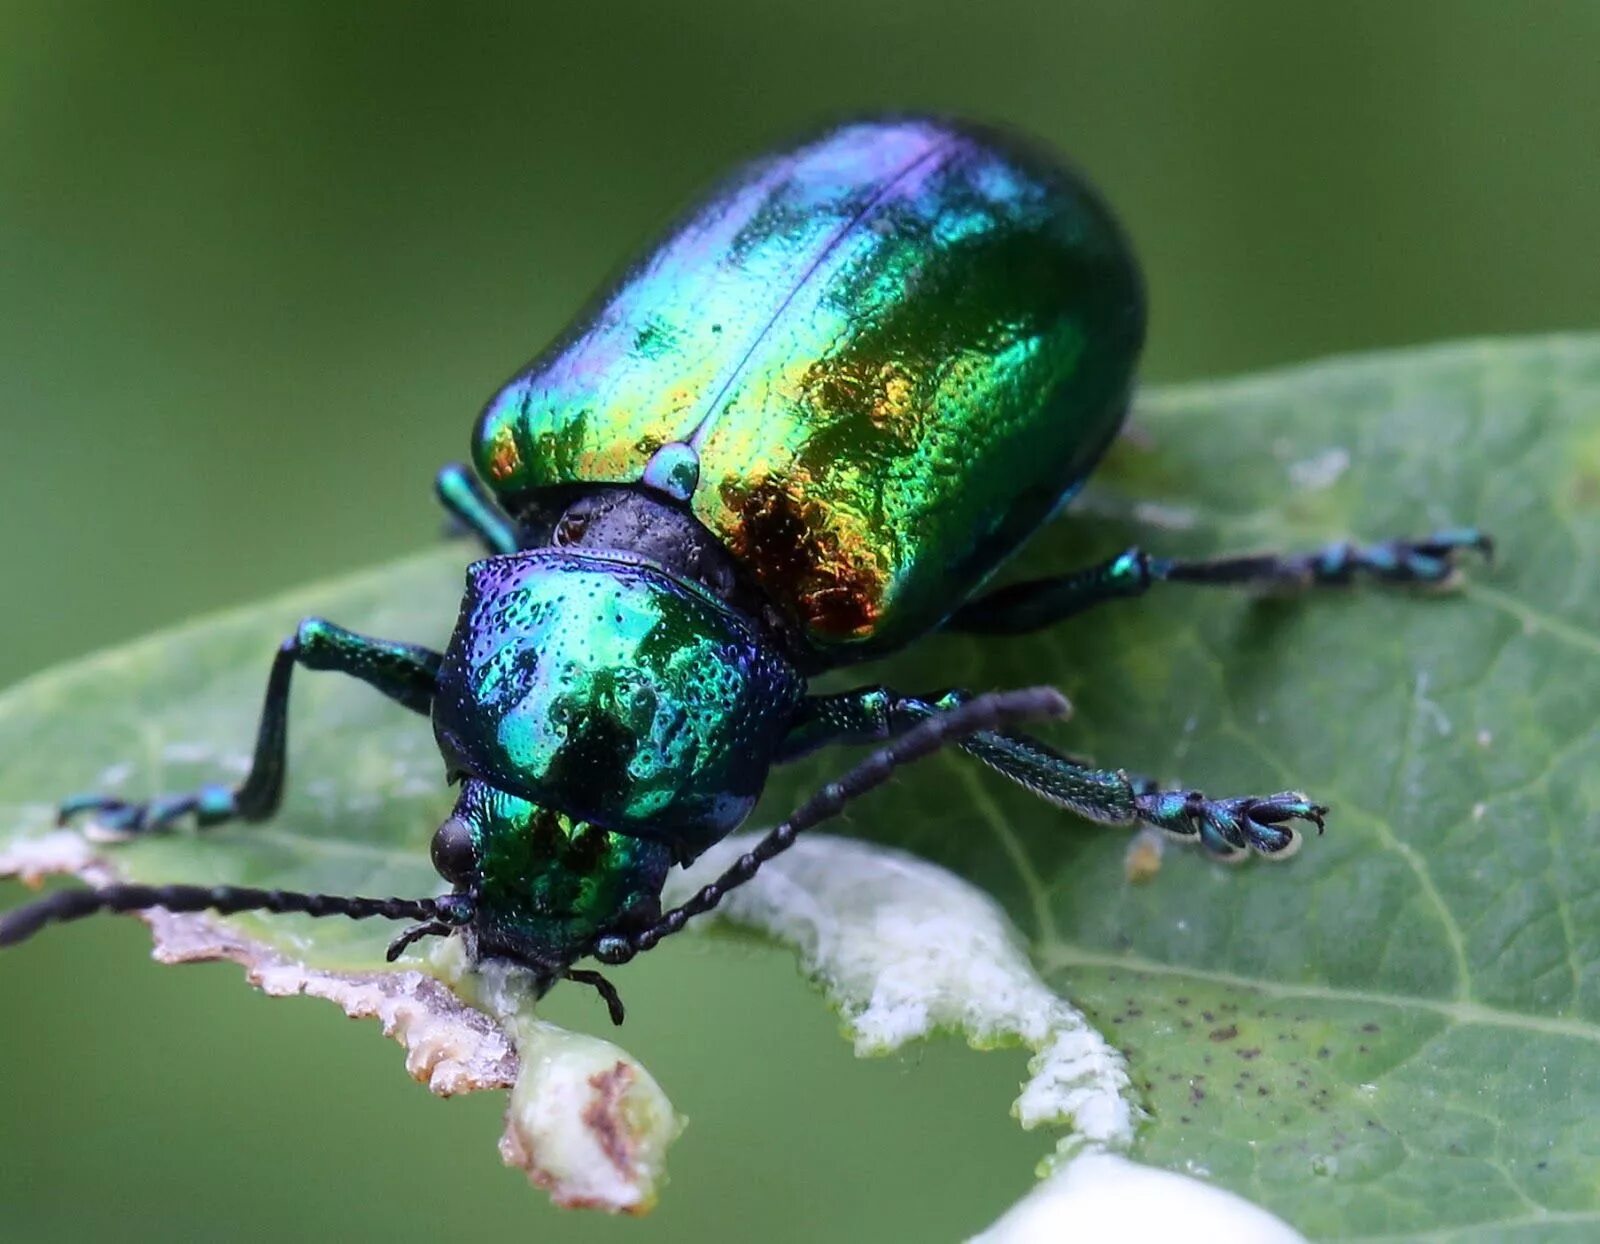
[780,685,1324,858]
[58,620,442,834]
[434,462,521,555]
[948,529,1493,634]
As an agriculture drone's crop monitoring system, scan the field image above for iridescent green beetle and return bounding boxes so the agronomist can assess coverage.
[1,116,1489,1021]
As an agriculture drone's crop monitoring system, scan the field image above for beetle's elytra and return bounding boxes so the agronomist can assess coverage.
[476,118,1143,661]
[2,116,1490,1022]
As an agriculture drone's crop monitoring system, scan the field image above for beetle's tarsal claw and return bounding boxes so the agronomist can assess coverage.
[1367,529,1495,586]
[57,784,240,835]
[566,968,626,1025]
[1135,788,1327,860]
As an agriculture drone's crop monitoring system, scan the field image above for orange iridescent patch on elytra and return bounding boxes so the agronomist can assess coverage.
[803,353,920,431]
[718,474,887,642]
[876,371,914,425]
[486,424,523,483]
[470,118,1144,661]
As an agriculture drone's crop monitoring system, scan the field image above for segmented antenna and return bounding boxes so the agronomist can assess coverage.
[596,686,1070,965]
[0,883,454,947]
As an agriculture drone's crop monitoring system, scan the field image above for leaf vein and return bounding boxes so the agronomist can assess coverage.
[1042,945,1600,1044]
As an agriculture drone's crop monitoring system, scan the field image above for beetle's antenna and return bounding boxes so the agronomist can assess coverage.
[595,687,1070,966]
[0,883,463,948]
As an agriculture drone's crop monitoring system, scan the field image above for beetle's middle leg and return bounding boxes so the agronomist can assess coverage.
[947,529,1493,635]
[781,685,1323,858]
[58,621,442,835]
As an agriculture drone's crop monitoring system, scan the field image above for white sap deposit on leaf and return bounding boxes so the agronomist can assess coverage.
[1132,499,1200,530]
[433,944,684,1214]
[0,814,682,1217]
[1286,445,1351,491]
[972,1152,1306,1244]
[667,833,1137,1153]
[150,907,681,1214]
[0,826,95,884]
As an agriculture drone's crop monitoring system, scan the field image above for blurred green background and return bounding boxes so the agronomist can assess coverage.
[0,2,1594,1240]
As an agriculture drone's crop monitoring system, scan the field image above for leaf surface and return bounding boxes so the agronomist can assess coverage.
[3,336,1596,1238]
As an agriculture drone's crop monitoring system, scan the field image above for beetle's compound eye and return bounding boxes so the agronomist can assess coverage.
[552,495,599,546]
[430,816,478,886]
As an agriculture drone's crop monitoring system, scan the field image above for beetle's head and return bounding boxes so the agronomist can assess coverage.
[416,547,801,1002]
[423,776,672,994]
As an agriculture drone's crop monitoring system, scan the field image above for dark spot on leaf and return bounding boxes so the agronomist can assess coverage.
[1209,1024,1238,1042]
[582,1062,638,1177]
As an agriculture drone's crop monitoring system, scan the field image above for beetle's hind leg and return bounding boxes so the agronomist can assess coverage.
[58,620,442,835]
[435,463,521,555]
[1154,528,1493,590]
[948,529,1493,634]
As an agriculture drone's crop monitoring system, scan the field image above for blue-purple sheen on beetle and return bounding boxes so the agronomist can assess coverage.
[4,116,1490,1024]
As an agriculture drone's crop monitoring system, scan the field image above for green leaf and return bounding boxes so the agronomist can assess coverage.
[2,335,1595,1238]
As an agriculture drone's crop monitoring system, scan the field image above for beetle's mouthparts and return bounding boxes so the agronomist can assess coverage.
[564,968,626,1025]
[384,892,476,962]
[385,919,454,961]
